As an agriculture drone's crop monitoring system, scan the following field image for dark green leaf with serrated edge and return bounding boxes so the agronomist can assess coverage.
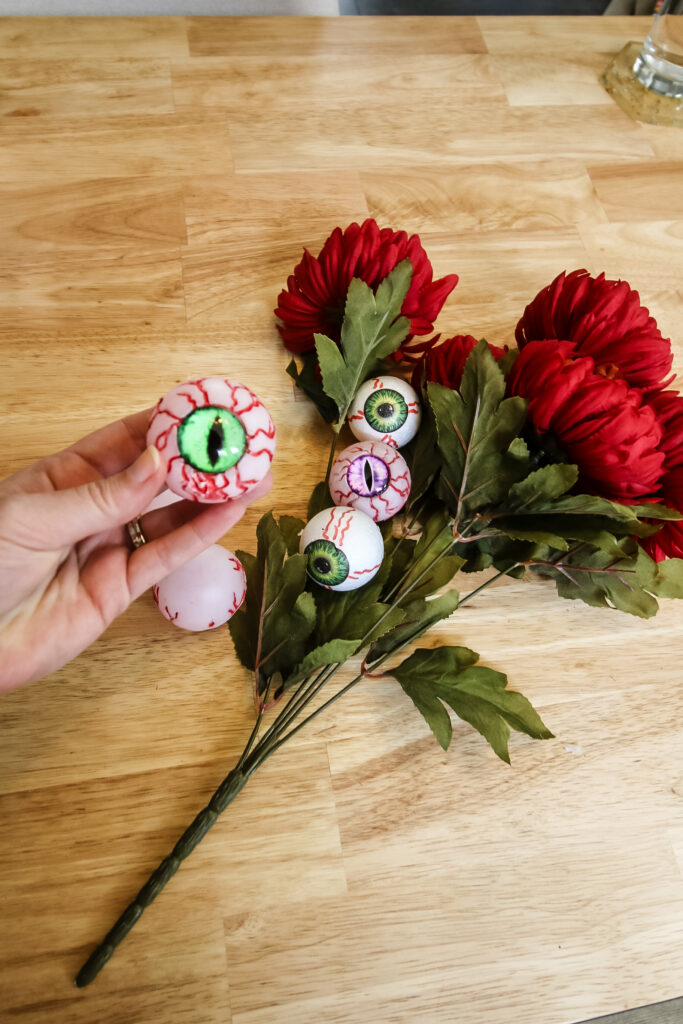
[311,542,405,646]
[307,481,331,521]
[645,556,683,599]
[313,583,406,646]
[286,352,338,424]
[279,515,305,557]
[427,344,528,518]
[541,494,682,522]
[315,262,412,427]
[403,388,440,510]
[229,549,259,670]
[391,508,454,590]
[342,261,412,371]
[385,508,464,602]
[392,647,553,761]
[507,464,579,510]
[283,638,361,689]
[314,333,348,414]
[228,512,316,690]
[381,533,417,596]
[534,542,663,619]
[368,588,460,661]
[495,512,659,542]
[497,526,570,551]
[497,348,519,376]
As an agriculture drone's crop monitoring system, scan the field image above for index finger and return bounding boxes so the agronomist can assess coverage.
[0,408,157,498]
[64,407,155,479]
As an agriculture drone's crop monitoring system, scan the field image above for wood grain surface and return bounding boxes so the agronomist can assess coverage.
[1,15,683,1024]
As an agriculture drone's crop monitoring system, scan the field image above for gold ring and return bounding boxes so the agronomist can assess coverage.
[126,517,148,550]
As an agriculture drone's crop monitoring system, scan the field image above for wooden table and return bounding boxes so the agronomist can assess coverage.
[1,15,683,1024]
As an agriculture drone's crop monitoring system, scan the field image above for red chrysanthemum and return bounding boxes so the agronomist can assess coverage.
[515,269,673,392]
[410,334,508,391]
[507,341,665,502]
[641,390,683,561]
[274,219,458,356]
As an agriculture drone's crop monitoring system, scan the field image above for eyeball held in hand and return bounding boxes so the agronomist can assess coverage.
[329,441,411,522]
[347,375,421,448]
[146,377,276,503]
[299,506,384,592]
[153,545,246,632]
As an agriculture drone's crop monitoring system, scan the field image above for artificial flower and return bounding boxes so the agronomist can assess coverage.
[274,218,458,355]
[515,269,673,392]
[411,333,507,390]
[641,391,683,561]
[507,340,665,502]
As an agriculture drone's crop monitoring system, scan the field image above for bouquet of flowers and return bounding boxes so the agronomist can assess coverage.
[76,219,683,987]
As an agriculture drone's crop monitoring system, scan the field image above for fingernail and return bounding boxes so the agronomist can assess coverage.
[130,445,162,484]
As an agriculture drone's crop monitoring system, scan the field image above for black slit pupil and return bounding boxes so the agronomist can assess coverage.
[208,417,224,466]
[377,402,394,419]
[363,459,374,491]
[314,557,332,575]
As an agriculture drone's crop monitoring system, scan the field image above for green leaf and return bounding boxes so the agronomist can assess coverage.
[534,542,664,619]
[315,261,412,425]
[283,638,361,689]
[388,509,464,601]
[427,343,528,521]
[403,394,440,510]
[368,588,460,661]
[307,481,331,521]
[279,515,305,557]
[286,352,339,424]
[228,512,317,689]
[541,494,681,522]
[497,526,570,551]
[392,647,553,761]
[381,532,418,596]
[498,349,519,377]
[314,333,349,413]
[507,464,579,510]
[646,556,683,599]
[313,584,407,647]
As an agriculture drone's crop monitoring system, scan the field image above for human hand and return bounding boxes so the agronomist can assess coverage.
[0,409,272,692]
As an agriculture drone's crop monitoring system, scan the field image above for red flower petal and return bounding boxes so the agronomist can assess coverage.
[275,218,458,355]
[515,269,673,392]
[410,334,508,390]
[508,340,665,502]
[641,466,683,562]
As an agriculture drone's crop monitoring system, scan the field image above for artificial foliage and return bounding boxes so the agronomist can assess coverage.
[76,221,683,987]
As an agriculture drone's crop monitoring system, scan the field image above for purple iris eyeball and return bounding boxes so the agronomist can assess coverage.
[329,440,411,522]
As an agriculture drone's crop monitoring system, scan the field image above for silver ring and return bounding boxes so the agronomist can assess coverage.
[126,517,148,550]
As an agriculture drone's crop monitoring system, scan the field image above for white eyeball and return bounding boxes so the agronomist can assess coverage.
[329,440,411,522]
[153,546,246,632]
[299,507,384,591]
[147,377,275,503]
[347,375,421,448]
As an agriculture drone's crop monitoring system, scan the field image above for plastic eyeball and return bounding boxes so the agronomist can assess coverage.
[147,377,276,503]
[153,545,246,632]
[299,507,384,592]
[347,375,421,448]
[329,441,411,522]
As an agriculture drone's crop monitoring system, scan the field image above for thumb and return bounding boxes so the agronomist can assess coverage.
[15,445,166,549]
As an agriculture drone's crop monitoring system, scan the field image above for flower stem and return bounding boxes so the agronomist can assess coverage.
[458,564,520,607]
[75,525,513,987]
[324,433,338,485]
[75,766,248,988]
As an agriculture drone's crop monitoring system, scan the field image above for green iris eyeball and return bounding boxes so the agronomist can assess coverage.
[348,376,421,448]
[177,406,247,474]
[299,506,384,592]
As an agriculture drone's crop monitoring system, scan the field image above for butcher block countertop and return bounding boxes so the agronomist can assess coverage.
[1,15,683,1024]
